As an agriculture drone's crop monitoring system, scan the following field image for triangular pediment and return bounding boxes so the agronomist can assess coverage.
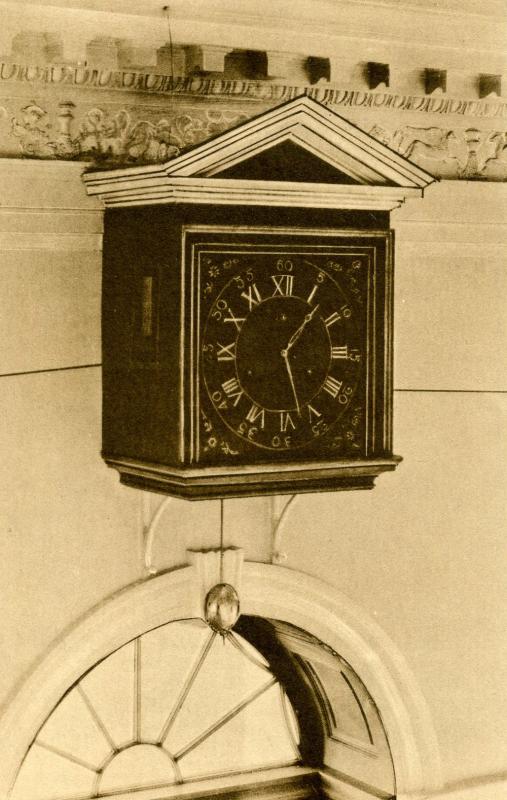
[163,95,433,188]
[84,96,435,210]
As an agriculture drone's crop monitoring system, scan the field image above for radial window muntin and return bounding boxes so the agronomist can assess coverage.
[10,620,307,800]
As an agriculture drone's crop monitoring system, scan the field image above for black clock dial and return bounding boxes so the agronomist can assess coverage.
[202,255,362,451]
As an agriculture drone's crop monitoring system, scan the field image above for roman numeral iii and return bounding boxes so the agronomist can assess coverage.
[331,345,361,361]
[331,345,349,359]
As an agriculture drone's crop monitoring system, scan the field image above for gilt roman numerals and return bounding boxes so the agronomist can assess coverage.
[223,310,246,330]
[240,283,262,310]
[307,284,318,304]
[203,255,363,454]
[279,411,296,432]
[246,403,265,428]
[307,404,321,422]
[271,274,294,297]
[216,341,236,361]
[222,377,243,406]
[331,345,348,359]
[322,375,343,398]
[324,311,340,328]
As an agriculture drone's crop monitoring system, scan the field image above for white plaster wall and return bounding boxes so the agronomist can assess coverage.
[0,5,505,799]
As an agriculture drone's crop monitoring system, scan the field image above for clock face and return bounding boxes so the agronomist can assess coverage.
[200,250,365,453]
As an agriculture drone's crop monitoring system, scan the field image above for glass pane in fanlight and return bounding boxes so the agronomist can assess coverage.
[228,631,270,668]
[282,689,300,746]
[139,619,210,742]
[164,632,271,755]
[178,682,299,780]
[10,743,96,800]
[36,685,112,769]
[80,640,136,750]
[310,661,371,744]
[98,744,176,795]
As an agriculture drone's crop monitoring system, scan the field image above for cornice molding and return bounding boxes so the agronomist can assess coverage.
[1,66,506,120]
[83,178,423,210]
[9,0,506,20]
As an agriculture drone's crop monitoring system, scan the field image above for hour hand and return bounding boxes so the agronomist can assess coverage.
[286,304,320,352]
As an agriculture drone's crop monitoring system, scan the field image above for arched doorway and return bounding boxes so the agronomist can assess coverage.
[0,564,441,799]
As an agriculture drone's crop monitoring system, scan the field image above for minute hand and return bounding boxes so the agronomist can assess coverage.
[286,304,320,352]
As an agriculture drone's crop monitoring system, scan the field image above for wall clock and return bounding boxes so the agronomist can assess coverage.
[85,96,434,499]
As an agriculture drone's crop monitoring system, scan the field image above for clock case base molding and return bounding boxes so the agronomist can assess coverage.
[106,455,403,499]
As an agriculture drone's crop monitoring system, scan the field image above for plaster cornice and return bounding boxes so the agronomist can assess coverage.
[7,0,506,21]
[0,68,505,120]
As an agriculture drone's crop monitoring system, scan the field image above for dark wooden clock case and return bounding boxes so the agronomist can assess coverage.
[102,205,397,498]
[87,96,434,499]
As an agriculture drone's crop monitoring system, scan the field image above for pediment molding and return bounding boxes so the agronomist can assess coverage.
[83,96,435,211]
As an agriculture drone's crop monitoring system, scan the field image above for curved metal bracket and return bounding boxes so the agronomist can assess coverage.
[141,494,173,575]
[270,495,297,564]
[141,492,299,573]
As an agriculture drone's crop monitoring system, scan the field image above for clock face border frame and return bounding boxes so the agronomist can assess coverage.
[182,225,392,466]
[201,251,364,454]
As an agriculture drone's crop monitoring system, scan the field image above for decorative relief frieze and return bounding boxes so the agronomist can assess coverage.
[369,124,507,180]
[2,96,506,180]
[3,100,248,163]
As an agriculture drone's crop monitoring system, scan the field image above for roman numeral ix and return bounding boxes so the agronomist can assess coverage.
[216,341,236,361]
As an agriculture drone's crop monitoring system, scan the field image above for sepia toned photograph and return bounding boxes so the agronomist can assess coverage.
[0,1,505,799]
